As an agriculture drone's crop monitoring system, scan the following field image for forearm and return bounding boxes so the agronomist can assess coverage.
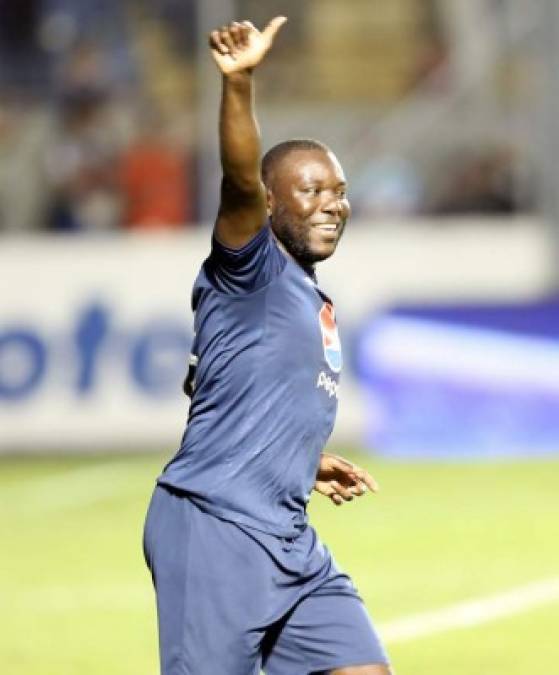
[209,16,285,245]
[220,72,262,192]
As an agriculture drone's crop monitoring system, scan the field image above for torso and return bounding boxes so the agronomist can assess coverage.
[158,226,342,537]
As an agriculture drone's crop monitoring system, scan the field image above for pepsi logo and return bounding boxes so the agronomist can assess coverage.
[319,303,342,373]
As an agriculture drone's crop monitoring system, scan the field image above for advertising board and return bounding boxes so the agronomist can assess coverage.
[355,299,559,458]
[0,220,551,454]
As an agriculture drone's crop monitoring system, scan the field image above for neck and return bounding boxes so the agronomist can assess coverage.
[271,229,316,275]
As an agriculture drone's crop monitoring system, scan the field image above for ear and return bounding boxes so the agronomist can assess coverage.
[266,187,274,217]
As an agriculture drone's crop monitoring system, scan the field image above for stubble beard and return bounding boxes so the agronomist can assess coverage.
[271,206,345,267]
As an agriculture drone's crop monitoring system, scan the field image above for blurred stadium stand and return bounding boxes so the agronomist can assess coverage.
[0,0,549,231]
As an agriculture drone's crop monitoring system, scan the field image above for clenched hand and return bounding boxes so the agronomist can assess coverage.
[209,17,287,75]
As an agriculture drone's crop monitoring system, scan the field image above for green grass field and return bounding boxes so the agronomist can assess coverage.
[1,451,558,675]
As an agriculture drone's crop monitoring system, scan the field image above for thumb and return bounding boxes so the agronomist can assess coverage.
[262,16,287,43]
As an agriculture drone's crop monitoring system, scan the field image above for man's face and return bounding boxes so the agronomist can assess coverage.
[268,149,351,266]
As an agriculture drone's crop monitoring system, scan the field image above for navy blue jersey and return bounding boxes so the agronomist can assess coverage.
[158,225,343,538]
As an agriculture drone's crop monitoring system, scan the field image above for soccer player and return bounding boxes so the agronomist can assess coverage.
[143,16,392,675]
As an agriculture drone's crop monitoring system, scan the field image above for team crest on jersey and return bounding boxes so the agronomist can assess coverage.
[319,303,342,373]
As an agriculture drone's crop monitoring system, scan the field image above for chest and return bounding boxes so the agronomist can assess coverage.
[264,265,343,378]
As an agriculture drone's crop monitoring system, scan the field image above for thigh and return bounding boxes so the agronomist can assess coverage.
[144,486,264,675]
[263,576,390,675]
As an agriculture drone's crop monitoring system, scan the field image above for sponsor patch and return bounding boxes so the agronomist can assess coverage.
[319,303,342,373]
[316,370,339,399]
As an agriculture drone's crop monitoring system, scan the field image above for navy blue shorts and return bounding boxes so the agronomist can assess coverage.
[143,485,389,674]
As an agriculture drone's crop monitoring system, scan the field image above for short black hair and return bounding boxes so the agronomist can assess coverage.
[261,139,331,189]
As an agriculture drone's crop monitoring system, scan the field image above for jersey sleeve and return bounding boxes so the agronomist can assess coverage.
[204,225,287,294]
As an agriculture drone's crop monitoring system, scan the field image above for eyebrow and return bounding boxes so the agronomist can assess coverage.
[300,179,347,187]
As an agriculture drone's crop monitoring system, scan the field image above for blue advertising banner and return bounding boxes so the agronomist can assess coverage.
[354,298,559,459]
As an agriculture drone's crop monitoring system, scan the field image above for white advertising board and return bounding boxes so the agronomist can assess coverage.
[0,219,550,452]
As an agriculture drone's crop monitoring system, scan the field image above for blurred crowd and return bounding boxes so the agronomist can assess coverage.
[0,0,197,233]
[0,0,536,233]
[351,145,534,220]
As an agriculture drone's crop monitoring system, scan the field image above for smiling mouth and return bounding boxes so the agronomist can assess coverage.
[314,223,339,233]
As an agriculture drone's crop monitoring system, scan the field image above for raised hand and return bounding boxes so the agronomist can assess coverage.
[209,17,287,75]
[314,453,379,506]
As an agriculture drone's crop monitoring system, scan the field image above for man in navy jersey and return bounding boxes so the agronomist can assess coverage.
[143,16,392,675]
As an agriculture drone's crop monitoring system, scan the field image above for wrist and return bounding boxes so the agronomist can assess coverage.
[223,70,254,87]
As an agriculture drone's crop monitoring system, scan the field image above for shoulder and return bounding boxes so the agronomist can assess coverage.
[211,222,272,266]
[201,225,287,295]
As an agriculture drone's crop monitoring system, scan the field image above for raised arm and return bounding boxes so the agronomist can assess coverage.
[209,17,287,248]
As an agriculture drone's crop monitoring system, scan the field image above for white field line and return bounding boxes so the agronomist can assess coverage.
[0,461,149,514]
[380,576,559,644]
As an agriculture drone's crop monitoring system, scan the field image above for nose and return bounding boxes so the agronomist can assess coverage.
[322,193,347,217]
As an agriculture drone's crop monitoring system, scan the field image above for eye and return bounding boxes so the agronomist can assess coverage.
[304,186,321,196]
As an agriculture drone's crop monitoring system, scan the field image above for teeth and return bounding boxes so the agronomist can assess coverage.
[317,224,337,231]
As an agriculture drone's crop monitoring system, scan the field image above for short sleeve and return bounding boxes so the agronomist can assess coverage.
[204,225,287,294]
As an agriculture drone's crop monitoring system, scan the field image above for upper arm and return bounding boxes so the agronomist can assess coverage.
[214,176,268,249]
